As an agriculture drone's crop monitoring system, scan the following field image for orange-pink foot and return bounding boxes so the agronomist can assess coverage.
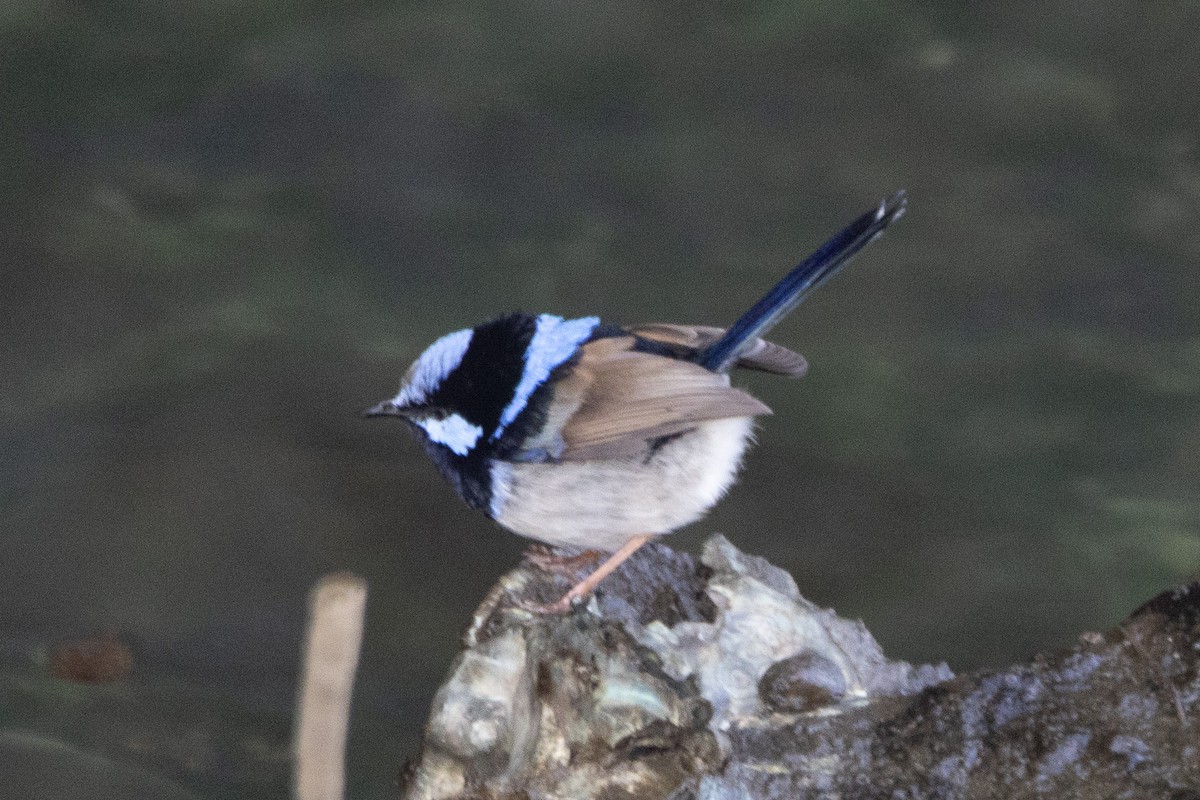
[517,534,654,615]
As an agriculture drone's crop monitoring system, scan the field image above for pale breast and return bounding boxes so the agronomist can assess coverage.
[488,416,755,551]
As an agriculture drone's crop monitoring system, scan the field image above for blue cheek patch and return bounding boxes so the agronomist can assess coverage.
[492,314,599,440]
[417,413,484,456]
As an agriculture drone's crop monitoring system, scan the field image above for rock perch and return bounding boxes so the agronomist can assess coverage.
[399,536,1200,799]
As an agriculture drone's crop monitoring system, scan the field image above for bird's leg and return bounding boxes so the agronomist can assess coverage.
[522,543,604,575]
[543,534,653,614]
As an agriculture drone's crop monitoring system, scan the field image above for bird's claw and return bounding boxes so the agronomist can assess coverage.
[513,590,589,615]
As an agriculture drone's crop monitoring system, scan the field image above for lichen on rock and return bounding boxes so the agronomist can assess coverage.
[405,599,720,800]
[624,536,951,747]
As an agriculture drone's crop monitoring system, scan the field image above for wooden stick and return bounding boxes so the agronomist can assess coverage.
[294,572,368,800]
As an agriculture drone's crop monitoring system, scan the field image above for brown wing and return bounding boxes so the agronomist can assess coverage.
[553,336,771,461]
[629,323,808,377]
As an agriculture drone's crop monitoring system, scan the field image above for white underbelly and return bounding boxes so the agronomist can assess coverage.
[488,416,754,551]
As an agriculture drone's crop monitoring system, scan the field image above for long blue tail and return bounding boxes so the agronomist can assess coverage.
[696,191,907,374]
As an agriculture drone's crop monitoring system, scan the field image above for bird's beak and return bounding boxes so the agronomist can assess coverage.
[363,400,407,419]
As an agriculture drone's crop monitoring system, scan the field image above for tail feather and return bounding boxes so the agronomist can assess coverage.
[696,191,907,374]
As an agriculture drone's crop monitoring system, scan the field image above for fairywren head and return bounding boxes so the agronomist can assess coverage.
[363,326,486,456]
[364,313,600,458]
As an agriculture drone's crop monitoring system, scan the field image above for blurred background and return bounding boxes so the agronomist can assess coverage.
[2,1,1199,797]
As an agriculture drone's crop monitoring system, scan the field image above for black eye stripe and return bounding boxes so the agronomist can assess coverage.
[428,313,537,436]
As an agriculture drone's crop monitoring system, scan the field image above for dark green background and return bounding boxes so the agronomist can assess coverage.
[3,2,1199,797]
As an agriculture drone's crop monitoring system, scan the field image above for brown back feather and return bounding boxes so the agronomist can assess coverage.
[629,323,808,377]
[555,336,770,461]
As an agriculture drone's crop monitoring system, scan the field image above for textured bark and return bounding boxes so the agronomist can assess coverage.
[400,536,1200,800]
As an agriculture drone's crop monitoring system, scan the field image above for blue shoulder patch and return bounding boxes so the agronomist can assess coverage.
[492,314,599,440]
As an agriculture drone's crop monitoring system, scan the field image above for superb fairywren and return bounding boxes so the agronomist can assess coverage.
[367,193,907,612]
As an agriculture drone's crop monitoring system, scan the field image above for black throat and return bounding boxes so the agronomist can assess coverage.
[419,313,540,510]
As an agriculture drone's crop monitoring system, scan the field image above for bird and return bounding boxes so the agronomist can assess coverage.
[366,192,907,612]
